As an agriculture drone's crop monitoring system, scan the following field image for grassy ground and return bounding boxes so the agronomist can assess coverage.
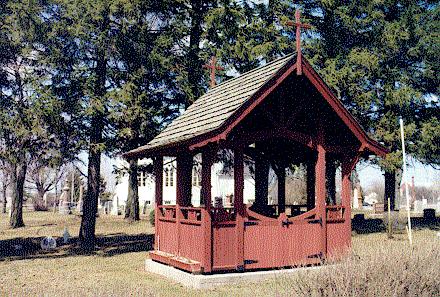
[0,211,439,297]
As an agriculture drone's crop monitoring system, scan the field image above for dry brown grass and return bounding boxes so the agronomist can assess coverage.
[1,211,439,297]
[271,230,440,297]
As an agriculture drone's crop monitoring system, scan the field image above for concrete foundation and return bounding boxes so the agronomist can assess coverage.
[145,259,324,289]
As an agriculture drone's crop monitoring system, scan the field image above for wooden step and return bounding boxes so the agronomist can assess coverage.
[149,250,202,274]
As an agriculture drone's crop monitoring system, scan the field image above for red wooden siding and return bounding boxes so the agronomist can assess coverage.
[212,222,237,270]
[243,211,322,269]
[156,221,178,254]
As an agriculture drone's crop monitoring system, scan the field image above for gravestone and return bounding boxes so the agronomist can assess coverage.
[111,194,119,215]
[353,214,365,223]
[76,184,83,213]
[41,236,57,250]
[414,200,423,213]
[225,194,233,207]
[142,201,149,215]
[353,187,360,209]
[214,196,223,208]
[423,208,436,224]
[373,203,384,213]
[63,227,71,244]
[58,179,71,215]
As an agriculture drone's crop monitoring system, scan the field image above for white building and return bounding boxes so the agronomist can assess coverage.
[112,157,256,215]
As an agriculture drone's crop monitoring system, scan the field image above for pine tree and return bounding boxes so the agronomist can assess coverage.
[0,0,73,227]
[46,0,123,249]
[206,1,438,206]
[298,0,439,206]
[109,0,179,221]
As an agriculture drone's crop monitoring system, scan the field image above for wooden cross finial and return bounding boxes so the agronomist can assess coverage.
[286,9,311,75]
[203,56,224,88]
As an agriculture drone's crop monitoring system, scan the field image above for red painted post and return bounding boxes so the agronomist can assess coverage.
[341,159,352,248]
[154,156,163,251]
[201,148,215,207]
[315,143,327,257]
[201,148,215,273]
[234,147,245,271]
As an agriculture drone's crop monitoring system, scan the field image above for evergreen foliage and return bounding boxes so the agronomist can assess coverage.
[0,0,437,245]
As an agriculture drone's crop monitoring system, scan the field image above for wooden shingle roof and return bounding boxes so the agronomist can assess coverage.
[126,54,295,156]
[125,53,388,158]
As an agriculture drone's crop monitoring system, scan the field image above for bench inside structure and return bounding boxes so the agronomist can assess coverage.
[125,54,387,274]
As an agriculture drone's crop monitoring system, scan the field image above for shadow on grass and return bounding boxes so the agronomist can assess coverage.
[0,233,154,262]
[2,216,438,262]
[352,215,440,234]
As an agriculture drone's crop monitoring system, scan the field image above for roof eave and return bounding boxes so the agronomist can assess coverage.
[122,128,224,159]
[365,139,389,157]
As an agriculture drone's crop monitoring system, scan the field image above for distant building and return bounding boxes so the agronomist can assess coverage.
[111,157,256,215]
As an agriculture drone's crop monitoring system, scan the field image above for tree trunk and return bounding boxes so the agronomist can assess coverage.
[395,168,402,207]
[10,162,27,228]
[124,187,132,218]
[79,137,102,250]
[186,0,204,106]
[2,194,6,214]
[34,182,46,210]
[277,168,286,213]
[325,156,336,205]
[306,159,316,210]
[2,178,8,214]
[78,19,108,249]
[384,170,396,211]
[384,168,402,210]
[125,159,140,221]
[254,144,269,207]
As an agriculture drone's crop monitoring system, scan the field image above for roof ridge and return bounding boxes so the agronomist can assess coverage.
[207,53,295,92]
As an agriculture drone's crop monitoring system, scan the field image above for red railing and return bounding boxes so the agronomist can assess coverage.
[180,206,202,225]
[211,207,236,222]
[155,205,206,263]
[158,205,177,222]
[326,205,345,222]
[154,202,349,272]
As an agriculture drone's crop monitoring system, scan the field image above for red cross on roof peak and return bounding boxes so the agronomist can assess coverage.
[286,9,311,75]
[203,56,224,88]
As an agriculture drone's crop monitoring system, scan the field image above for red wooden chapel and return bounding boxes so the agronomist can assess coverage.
[124,11,387,274]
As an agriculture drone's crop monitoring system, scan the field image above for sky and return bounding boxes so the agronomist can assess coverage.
[356,158,438,190]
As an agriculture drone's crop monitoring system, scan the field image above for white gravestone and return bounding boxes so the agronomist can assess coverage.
[41,236,57,250]
[59,179,71,215]
[353,188,360,209]
[414,200,423,213]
